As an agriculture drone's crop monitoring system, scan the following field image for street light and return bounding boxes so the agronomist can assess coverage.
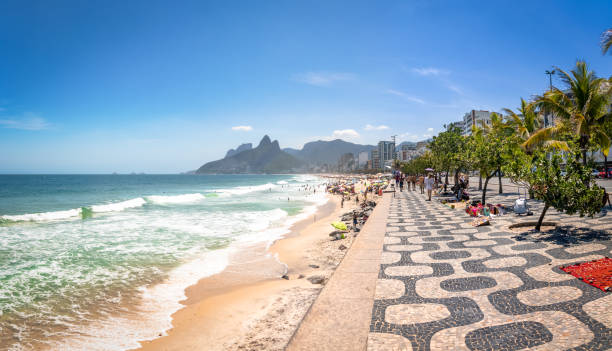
[544,69,556,127]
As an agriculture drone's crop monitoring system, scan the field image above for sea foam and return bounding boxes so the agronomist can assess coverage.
[146,193,205,204]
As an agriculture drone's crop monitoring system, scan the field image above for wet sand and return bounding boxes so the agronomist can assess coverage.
[135,189,369,351]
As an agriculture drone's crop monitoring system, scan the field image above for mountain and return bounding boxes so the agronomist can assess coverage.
[283,139,375,165]
[196,136,305,174]
[225,143,252,158]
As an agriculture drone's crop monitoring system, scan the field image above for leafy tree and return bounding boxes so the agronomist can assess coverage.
[526,61,612,164]
[504,147,604,231]
[468,114,508,205]
[429,125,464,192]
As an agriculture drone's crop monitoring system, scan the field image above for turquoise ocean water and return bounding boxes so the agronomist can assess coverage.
[0,174,327,350]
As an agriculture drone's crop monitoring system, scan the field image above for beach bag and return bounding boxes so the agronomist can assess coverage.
[514,198,527,214]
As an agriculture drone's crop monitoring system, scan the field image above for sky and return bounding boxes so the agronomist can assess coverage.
[0,0,611,173]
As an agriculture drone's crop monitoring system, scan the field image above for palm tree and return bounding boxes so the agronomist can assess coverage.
[524,61,612,165]
[602,29,612,55]
[503,98,542,142]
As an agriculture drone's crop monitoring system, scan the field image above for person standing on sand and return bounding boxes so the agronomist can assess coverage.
[352,211,358,230]
[425,174,434,201]
[341,196,344,208]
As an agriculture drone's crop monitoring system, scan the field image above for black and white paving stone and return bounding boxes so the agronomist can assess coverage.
[368,188,612,351]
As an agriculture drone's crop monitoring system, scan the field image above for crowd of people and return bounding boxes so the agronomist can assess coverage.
[393,171,472,202]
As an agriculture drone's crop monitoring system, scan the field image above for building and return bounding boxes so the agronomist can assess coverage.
[449,120,465,132]
[462,110,494,135]
[399,144,416,161]
[358,151,369,168]
[378,141,395,164]
[370,149,380,170]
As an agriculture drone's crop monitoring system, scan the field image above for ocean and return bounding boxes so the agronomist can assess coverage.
[0,174,328,350]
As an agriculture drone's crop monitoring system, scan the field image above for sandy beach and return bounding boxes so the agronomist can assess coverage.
[135,179,373,351]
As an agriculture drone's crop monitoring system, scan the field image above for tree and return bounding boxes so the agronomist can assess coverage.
[503,98,542,143]
[429,125,464,192]
[468,113,509,205]
[526,61,612,164]
[602,28,612,55]
[504,147,604,231]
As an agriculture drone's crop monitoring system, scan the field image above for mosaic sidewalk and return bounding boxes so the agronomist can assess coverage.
[368,189,612,351]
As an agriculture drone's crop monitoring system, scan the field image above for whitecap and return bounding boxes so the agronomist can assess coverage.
[146,193,205,204]
[91,198,147,213]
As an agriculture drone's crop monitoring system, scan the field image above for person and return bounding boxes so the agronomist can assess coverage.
[355,195,359,204]
[352,211,358,229]
[399,174,404,192]
[418,175,425,194]
[341,196,344,208]
[425,173,434,201]
[411,175,416,191]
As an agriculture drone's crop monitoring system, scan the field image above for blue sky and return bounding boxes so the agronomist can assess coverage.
[1,0,611,173]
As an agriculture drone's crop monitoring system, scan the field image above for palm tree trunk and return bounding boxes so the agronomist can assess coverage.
[454,169,459,185]
[582,150,587,165]
[497,168,502,194]
[535,204,550,232]
[478,174,482,190]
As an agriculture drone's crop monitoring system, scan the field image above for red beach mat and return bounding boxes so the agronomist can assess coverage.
[560,257,612,292]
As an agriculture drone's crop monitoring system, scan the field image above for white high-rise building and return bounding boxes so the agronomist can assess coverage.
[462,110,493,135]
[358,151,369,167]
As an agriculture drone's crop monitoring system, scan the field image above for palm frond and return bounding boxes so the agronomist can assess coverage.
[543,140,570,151]
[603,29,612,54]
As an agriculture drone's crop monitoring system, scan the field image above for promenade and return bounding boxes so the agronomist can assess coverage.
[289,182,612,351]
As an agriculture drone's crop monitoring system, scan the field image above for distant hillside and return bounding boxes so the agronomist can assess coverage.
[225,143,252,158]
[284,139,375,165]
[196,136,305,174]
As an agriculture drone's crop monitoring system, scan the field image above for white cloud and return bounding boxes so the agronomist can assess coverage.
[293,72,355,86]
[412,67,448,76]
[0,116,50,130]
[398,133,422,142]
[427,127,434,132]
[364,124,389,131]
[386,89,425,104]
[331,129,360,139]
[231,125,252,131]
[447,84,463,94]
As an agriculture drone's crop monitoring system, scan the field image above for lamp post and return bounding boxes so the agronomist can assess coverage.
[544,69,556,127]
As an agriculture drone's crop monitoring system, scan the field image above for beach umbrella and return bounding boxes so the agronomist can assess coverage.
[331,221,348,231]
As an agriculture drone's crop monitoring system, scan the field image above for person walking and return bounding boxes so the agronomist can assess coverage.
[418,175,425,194]
[399,174,404,192]
[425,173,434,201]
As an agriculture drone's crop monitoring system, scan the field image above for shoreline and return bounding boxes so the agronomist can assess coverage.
[135,182,368,350]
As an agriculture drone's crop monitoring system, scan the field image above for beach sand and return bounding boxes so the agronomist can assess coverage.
[135,185,370,351]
